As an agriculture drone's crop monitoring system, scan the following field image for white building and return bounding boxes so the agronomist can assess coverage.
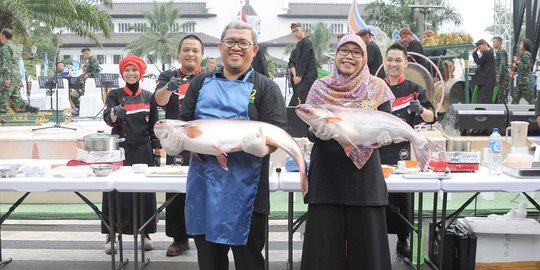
[59,0,365,75]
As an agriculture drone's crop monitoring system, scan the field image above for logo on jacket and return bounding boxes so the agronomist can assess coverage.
[399,148,409,160]
[249,89,257,104]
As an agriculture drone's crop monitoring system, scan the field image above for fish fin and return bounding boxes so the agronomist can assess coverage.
[413,138,444,171]
[370,143,381,148]
[216,154,228,171]
[342,140,360,156]
[185,126,203,138]
[213,145,228,157]
[325,117,342,123]
[300,170,308,196]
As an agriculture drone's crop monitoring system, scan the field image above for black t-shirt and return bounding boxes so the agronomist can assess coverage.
[366,40,385,79]
[304,101,392,206]
[154,69,201,120]
[294,37,317,81]
[379,79,435,164]
[179,67,287,215]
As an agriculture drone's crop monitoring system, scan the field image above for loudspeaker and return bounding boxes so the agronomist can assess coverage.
[506,104,540,135]
[286,106,308,138]
[443,104,508,135]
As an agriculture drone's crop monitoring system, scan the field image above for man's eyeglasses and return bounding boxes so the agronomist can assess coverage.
[337,48,363,58]
[221,39,253,50]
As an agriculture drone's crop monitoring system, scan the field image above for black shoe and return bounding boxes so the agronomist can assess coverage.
[396,239,411,258]
[24,104,39,114]
[166,239,190,257]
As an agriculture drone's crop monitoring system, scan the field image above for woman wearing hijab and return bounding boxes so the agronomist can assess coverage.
[300,34,394,270]
[102,55,161,254]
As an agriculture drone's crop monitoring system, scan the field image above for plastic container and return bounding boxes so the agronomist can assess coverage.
[488,128,503,175]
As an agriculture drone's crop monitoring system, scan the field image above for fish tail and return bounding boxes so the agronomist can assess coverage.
[413,138,443,171]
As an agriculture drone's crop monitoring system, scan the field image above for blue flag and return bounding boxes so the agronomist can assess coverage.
[43,52,48,76]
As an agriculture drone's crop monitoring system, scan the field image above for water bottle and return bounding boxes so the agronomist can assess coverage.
[488,128,503,175]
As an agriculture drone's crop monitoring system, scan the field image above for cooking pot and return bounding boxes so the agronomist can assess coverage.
[446,137,472,152]
[79,131,124,152]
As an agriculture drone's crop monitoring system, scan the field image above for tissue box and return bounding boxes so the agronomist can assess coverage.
[459,217,540,267]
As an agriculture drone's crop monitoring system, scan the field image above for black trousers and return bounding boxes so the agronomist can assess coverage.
[385,193,412,237]
[293,78,315,105]
[477,83,495,103]
[165,152,190,242]
[194,212,266,270]
[102,142,157,235]
[301,204,392,270]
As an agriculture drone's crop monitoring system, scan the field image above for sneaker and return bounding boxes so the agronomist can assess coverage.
[104,235,117,255]
[24,104,39,114]
[142,235,154,251]
[166,239,190,257]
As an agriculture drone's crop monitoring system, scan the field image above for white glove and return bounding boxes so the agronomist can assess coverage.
[241,127,269,157]
[310,125,335,140]
[160,128,185,156]
[376,130,392,146]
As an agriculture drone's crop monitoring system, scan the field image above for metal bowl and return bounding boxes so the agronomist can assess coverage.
[91,164,113,177]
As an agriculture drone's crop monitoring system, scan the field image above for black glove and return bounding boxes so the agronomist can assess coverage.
[167,77,182,92]
[112,105,127,119]
[409,100,424,114]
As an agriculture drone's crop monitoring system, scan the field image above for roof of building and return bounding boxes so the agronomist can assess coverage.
[263,34,340,47]
[278,3,365,19]
[60,32,220,48]
[106,2,216,18]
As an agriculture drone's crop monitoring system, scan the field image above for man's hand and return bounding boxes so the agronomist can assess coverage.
[376,130,393,146]
[112,105,127,119]
[3,80,11,87]
[310,125,335,140]
[409,100,424,115]
[167,77,182,92]
[160,128,185,156]
[241,127,269,157]
[293,76,302,85]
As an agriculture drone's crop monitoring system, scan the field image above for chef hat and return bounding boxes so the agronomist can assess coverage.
[119,55,147,80]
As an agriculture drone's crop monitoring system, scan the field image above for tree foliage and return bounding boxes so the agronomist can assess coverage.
[126,1,192,72]
[0,0,113,46]
[309,22,333,66]
[364,0,461,35]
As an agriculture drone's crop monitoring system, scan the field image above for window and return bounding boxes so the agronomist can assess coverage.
[331,23,343,34]
[113,55,122,64]
[302,23,312,33]
[182,22,195,33]
[97,55,105,64]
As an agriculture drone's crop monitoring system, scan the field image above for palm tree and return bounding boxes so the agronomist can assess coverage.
[0,0,113,46]
[310,22,333,67]
[364,0,461,35]
[126,1,193,72]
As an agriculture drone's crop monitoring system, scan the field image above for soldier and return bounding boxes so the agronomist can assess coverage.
[0,28,38,113]
[512,39,535,104]
[492,36,510,104]
[81,48,101,79]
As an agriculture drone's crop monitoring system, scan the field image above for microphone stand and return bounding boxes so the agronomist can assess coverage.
[33,31,76,131]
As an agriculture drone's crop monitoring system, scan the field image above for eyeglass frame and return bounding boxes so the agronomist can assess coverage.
[220,39,255,50]
[336,47,363,58]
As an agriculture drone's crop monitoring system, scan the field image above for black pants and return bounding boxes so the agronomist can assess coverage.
[194,212,266,270]
[385,193,412,237]
[165,152,190,242]
[102,142,157,235]
[477,83,495,103]
[301,204,391,270]
[294,78,315,105]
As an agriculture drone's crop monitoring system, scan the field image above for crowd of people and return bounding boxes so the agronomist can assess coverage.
[2,17,538,269]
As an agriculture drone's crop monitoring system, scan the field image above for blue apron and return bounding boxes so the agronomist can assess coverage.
[186,69,263,245]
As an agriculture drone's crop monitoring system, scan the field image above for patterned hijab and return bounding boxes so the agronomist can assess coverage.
[306,33,394,169]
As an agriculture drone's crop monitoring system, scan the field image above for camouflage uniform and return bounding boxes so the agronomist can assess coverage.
[494,47,510,104]
[86,55,101,78]
[512,51,534,104]
[0,40,27,112]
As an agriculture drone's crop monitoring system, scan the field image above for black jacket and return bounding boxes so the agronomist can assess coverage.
[473,49,497,85]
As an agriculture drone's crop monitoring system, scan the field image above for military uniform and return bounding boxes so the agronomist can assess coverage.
[86,56,101,78]
[495,47,510,104]
[0,40,27,112]
[512,51,534,104]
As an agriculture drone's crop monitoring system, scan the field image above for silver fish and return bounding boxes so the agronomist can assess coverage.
[154,119,308,193]
[295,104,442,170]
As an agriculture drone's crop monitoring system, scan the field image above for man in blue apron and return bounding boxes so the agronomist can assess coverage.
[174,20,287,270]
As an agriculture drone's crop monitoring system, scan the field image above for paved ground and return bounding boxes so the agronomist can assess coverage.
[0,219,434,270]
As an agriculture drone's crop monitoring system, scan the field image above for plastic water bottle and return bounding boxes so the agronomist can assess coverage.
[488,128,503,175]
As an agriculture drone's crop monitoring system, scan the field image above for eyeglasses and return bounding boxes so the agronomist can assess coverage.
[221,39,252,50]
[337,48,363,58]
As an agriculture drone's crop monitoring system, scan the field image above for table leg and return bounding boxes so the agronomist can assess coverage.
[133,193,139,270]
[416,192,423,270]
[287,192,293,270]
[108,192,116,270]
[0,192,30,266]
[438,192,448,270]
[115,191,128,267]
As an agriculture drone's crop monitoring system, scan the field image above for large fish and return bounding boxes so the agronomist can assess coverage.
[154,119,308,193]
[295,104,442,170]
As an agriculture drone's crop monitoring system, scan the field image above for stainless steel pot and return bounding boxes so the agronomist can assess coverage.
[446,137,472,152]
[79,131,124,152]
